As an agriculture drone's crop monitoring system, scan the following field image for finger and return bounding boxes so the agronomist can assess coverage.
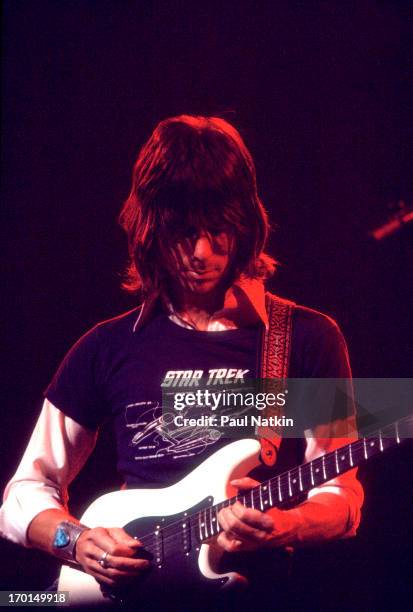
[220,503,273,533]
[108,556,151,572]
[86,542,150,573]
[107,527,143,549]
[218,506,269,542]
[218,508,252,545]
[91,558,148,580]
[86,527,138,558]
[87,569,117,587]
[231,502,274,531]
[87,563,137,587]
[82,555,150,588]
[230,477,260,490]
[217,507,238,535]
[217,532,243,553]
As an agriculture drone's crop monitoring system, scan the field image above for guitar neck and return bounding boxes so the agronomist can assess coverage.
[196,415,411,543]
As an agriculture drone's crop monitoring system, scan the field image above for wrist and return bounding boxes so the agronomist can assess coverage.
[267,507,302,547]
[52,520,90,565]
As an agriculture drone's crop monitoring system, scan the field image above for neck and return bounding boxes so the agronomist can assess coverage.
[168,286,228,331]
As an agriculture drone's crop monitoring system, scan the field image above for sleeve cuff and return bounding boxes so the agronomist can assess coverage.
[0,482,66,547]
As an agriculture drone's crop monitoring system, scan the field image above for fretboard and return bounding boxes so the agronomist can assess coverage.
[195,415,411,542]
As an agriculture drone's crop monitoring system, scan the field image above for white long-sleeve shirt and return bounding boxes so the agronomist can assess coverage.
[0,400,97,545]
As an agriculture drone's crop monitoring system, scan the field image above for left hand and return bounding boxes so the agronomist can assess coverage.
[217,477,299,553]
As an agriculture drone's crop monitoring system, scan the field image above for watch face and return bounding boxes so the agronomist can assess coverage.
[53,526,70,549]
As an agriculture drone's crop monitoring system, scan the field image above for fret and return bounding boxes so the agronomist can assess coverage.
[291,472,298,496]
[203,509,209,539]
[288,471,292,497]
[208,506,214,536]
[198,514,203,541]
[211,508,218,535]
[180,417,410,551]
[322,455,327,480]
[261,484,270,509]
[203,509,208,539]
[268,481,273,506]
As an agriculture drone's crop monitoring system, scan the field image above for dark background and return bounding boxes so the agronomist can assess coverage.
[1,1,412,609]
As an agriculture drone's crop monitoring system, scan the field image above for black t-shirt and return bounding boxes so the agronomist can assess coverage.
[45,302,351,488]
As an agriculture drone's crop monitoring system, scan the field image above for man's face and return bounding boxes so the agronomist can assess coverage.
[172,229,234,295]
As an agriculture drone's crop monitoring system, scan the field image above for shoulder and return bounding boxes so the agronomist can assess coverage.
[278,299,351,378]
[292,304,343,341]
[45,307,142,428]
[58,307,141,361]
[266,292,342,339]
[94,306,141,338]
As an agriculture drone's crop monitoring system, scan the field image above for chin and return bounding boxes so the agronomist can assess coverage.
[188,282,219,295]
[188,283,218,294]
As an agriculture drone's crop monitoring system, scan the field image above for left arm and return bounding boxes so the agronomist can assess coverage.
[218,313,364,551]
[217,475,358,553]
[217,418,364,552]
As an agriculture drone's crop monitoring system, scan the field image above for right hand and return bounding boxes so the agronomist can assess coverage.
[75,527,150,587]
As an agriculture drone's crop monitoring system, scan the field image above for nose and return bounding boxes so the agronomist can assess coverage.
[192,234,213,260]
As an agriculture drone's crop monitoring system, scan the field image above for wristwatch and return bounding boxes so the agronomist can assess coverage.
[52,521,89,564]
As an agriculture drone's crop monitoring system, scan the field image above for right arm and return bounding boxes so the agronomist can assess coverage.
[0,400,149,586]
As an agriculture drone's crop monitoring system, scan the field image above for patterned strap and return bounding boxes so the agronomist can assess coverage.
[261,293,294,379]
[257,293,295,466]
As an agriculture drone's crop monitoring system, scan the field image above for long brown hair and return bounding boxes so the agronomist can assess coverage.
[119,115,275,296]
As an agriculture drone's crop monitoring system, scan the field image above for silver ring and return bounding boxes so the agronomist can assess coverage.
[98,551,110,569]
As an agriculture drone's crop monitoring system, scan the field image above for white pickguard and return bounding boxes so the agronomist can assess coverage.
[58,438,261,607]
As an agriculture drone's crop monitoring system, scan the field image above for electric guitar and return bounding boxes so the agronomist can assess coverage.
[58,415,412,607]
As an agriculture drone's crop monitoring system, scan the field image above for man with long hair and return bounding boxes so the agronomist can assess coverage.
[0,116,363,608]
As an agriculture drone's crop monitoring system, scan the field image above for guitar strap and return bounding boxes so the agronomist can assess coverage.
[257,292,295,466]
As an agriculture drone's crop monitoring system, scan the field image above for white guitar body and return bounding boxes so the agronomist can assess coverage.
[58,438,262,607]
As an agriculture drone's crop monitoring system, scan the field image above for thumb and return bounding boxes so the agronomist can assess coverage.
[230,477,260,490]
[107,527,142,548]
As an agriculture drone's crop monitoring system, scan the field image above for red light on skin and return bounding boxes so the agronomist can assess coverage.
[174,231,234,295]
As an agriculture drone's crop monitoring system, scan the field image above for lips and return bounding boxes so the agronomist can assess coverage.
[185,269,217,280]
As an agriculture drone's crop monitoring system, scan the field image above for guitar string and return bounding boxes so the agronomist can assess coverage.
[129,424,405,553]
[132,429,402,552]
[133,433,399,553]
